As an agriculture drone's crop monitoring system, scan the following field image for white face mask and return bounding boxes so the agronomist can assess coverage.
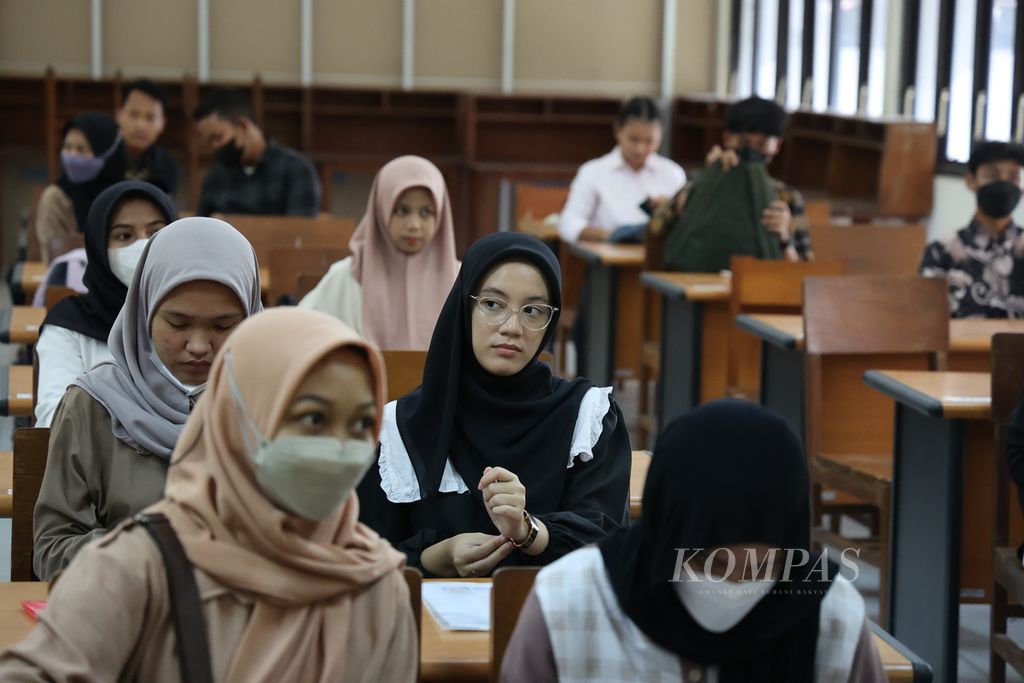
[108,238,149,287]
[225,353,376,521]
[673,573,776,633]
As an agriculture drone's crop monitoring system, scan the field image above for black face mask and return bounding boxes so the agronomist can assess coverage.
[977,180,1023,219]
[736,146,769,164]
[214,135,244,169]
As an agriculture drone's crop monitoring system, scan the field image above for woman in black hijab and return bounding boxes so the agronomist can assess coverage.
[35,112,127,262]
[358,232,631,577]
[35,180,175,427]
[501,400,886,683]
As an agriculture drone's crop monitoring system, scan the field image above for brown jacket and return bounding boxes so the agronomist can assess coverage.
[33,385,168,580]
[0,521,417,682]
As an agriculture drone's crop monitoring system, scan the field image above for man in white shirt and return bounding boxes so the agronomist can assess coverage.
[559,97,686,242]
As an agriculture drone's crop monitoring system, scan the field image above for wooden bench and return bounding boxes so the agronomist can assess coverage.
[224,214,356,270]
[11,427,48,581]
[267,247,348,304]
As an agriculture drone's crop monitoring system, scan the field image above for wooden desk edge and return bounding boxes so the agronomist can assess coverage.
[869,621,930,682]
[735,315,799,351]
[862,370,946,419]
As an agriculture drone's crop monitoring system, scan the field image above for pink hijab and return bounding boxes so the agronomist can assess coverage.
[350,155,459,350]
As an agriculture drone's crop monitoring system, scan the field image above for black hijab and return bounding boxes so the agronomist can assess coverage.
[42,180,177,342]
[600,400,835,683]
[396,232,594,506]
[56,112,127,231]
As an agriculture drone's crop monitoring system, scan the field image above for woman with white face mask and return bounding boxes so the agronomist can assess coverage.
[502,401,887,683]
[35,180,176,427]
[1,309,417,683]
[32,217,262,580]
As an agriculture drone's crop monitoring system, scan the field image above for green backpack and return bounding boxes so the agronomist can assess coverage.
[663,160,783,273]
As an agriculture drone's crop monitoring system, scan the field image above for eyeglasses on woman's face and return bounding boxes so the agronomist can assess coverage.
[469,295,558,331]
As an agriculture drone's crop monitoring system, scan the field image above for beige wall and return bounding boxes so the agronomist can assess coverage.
[211,0,300,83]
[415,0,502,89]
[0,0,717,96]
[0,0,91,76]
[675,0,716,94]
[315,0,403,86]
[515,0,661,95]
[104,0,196,79]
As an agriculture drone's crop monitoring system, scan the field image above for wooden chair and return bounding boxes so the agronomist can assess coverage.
[491,566,540,683]
[12,427,49,581]
[44,286,77,311]
[727,256,844,398]
[808,223,926,276]
[381,350,428,402]
[803,275,949,628]
[224,215,356,267]
[630,450,651,519]
[267,247,348,304]
[989,333,1024,682]
[514,183,569,225]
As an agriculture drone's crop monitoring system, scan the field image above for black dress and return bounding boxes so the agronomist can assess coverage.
[356,231,631,574]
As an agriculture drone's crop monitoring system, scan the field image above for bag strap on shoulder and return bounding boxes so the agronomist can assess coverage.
[136,512,215,683]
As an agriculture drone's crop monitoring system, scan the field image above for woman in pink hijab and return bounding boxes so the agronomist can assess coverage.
[300,155,460,349]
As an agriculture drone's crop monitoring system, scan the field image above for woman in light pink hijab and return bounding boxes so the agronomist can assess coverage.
[300,155,460,349]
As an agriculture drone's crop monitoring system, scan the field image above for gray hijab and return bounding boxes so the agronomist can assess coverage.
[76,217,263,459]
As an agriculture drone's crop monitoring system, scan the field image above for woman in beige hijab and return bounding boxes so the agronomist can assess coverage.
[300,155,460,349]
[0,308,417,683]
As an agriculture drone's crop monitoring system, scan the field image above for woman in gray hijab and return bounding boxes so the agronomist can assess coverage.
[33,217,263,580]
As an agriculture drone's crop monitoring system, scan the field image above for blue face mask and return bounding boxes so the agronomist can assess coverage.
[225,353,377,521]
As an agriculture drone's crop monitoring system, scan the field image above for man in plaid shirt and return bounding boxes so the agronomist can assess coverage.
[193,89,321,217]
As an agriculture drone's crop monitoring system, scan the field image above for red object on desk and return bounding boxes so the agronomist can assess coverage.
[21,600,46,621]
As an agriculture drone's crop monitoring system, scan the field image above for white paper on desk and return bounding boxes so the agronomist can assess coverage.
[422,582,492,631]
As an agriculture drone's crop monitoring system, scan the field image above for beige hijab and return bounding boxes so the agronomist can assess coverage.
[350,155,459,349]
[150,307,406,683]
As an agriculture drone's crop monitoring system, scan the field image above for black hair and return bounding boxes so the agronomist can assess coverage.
[617,97,663,127]
[967,140,1024,174]
[192,88,254,122]
[724,96,788,137]
[121,79,169,112]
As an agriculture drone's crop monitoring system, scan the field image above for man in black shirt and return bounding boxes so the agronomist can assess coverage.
[117,79,180,195]
[192,88,321,217]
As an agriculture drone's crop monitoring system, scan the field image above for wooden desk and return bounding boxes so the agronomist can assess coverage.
[639,272,731,431]
[1,366,33,418]
[0,580,924,681]
[0,307,46,345]
[9,261,46,303]
[863,370,1010,683]
[564,242,644,385]
[735,313,1024,439]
